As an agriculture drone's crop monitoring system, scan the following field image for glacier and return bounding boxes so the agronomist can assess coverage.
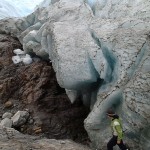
[0,0,43,19]
[12,49,33,65]
[0,0,150,149]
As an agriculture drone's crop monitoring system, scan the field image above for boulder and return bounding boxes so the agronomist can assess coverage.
[11,111,29,127]
[4,101,13,108]
[2,112,13,119]
[1,118,12,128]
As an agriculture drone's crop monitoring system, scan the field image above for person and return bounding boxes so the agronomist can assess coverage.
[106,109,128,150]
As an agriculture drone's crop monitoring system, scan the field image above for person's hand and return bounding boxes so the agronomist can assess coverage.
[117,140,121,144]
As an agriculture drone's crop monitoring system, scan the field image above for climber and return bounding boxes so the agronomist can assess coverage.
[106,109,128,150]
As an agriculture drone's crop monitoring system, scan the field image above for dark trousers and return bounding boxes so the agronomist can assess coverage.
[107,135,127,150]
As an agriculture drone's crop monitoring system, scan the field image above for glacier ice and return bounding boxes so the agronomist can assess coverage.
[12,55,22,64]
[0,0,150,149]
[0,0,23,19]
[13,49,25,55]
[12,49,32,65]
[22,54,33,65]
[0,0,43,19]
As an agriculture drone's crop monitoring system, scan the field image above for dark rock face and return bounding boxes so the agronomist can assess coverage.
[0,34,90,144]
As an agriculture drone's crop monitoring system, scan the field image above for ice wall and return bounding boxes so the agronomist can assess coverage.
[0,0,43,19]
[0,0,23,19]
[0,0,149,149]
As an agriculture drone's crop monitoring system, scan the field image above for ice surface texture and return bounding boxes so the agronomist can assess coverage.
[0,0,43,19]
[0,0,150,149]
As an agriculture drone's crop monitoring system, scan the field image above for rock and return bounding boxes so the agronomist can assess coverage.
[60,141,66,144]
[33,127,42,134]
[33,117,42,126]
[2,112,13,119]
[0,126,91,150]
[20,125,27,132]
[11,111,29,127]
[0,118,12,128]
[28,118,34,124]
[0,34,89,144]
[4,101,13,108]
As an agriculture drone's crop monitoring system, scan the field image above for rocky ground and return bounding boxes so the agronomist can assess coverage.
[0,33,91,149]
[0,125,91,150]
